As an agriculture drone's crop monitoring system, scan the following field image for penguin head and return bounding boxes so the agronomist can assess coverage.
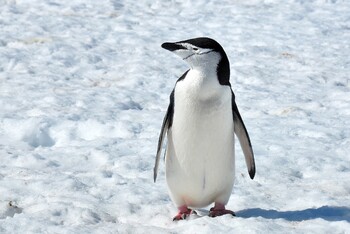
[161,37,230,85]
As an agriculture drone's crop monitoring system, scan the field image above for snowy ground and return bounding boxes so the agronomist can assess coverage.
[0,0,350,233]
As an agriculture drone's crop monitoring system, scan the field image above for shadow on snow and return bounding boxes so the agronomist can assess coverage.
[236,206,350,222]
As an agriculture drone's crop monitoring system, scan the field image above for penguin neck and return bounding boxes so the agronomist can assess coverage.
[184,64,221,100]
[185,53,222,87]
[188,62,218,85]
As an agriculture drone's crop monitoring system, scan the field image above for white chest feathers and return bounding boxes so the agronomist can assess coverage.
[165,69,236,208]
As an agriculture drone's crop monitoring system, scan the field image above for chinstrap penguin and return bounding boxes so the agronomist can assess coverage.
[154,37,256,220]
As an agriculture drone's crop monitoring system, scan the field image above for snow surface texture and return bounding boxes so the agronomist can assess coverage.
[0,0,349,233]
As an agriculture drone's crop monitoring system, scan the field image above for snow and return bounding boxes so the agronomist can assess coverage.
[0,0,349,233]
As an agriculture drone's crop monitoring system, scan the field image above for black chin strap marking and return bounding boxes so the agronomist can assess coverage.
[183,53,195,60]
[183,49,214,60]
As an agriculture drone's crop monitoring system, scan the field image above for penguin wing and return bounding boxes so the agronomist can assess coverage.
[153,107,170,182]
[232,91,256,179]
[153,71,187,182]
[153,91,174,182]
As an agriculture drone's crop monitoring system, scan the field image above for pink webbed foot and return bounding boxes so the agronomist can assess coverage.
[173,206,197,221]
[209,203,236,217]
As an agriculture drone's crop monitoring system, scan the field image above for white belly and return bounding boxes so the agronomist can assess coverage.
[165,78,235,208]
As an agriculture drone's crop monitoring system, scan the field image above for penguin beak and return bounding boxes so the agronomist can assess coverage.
[161,42,186,52]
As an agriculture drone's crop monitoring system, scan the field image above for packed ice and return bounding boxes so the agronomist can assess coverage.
[0,0,349,233]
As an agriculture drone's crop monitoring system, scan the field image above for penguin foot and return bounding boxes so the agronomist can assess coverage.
[173,206,197,221]
[209,208,235,217]
[209,203,235,217]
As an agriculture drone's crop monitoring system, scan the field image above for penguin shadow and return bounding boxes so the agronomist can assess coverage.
[236,206,350,223]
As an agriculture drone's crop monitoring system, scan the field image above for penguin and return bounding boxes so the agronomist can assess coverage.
[154,37,256,220]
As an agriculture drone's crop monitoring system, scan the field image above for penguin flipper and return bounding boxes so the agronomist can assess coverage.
[232,93,256,179]
[153,100,173,182]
